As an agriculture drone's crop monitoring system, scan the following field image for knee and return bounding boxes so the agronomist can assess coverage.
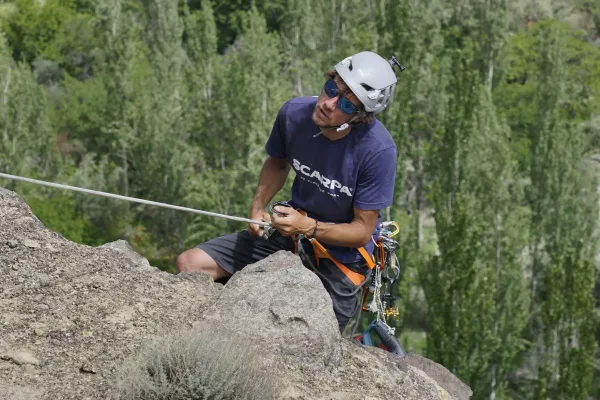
[176,250,199,273]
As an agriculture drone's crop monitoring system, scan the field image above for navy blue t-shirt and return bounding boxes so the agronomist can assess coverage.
[266,97,397,263]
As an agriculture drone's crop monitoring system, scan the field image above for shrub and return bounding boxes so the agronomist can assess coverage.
[116,325,281,400]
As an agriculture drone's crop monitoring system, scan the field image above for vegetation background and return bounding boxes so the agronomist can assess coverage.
[0,0,599,398]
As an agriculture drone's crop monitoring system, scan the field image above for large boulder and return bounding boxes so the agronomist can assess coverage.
[0,187,472,400]
[199,250,342,371]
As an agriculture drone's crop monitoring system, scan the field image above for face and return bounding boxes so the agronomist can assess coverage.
[312,76,361,128]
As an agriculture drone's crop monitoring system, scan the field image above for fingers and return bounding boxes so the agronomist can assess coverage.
[272,205,293,217]
[261,212,272,224]
[271,208,297,236]
[248,223,263,237]
[248,211,271,237]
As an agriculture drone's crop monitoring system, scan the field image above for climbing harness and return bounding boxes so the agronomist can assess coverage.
[268,201,375,286]
[265,200,406,356]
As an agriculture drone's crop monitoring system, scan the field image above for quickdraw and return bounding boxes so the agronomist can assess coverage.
[351,221,406,356]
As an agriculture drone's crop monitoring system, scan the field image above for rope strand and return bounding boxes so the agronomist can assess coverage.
[0,172,271,228]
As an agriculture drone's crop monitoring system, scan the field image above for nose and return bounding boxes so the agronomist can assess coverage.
[322,95,338,112]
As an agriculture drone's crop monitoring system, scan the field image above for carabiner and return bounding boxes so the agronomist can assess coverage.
[269,200,293,216]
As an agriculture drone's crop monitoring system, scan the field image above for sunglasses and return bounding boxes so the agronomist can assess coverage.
[322,79,358,115]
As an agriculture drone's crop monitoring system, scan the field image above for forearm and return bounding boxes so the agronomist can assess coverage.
[299,218,372,248]
[251,157,290,212]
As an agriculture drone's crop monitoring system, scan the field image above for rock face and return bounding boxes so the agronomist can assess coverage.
[0,187,472,400]
[199,250,342,372]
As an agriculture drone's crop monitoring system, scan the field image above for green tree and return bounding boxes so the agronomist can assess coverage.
[421,21,529,396]
[462,86,529,399]
[185,7,291,245]
[526,21,598,400]
[1,0,76,64]
[0,33,51,179]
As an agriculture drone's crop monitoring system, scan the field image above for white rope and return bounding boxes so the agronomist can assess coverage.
[368,265,384,321]
[0,172,271,228]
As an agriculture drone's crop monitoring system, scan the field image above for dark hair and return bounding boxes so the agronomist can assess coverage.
[325,69,374,125]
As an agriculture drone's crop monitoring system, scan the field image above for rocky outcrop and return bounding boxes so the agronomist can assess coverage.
[0,187,472,400]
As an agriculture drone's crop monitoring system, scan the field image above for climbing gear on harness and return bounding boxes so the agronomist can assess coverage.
[264,201,374,296]
[357,320,406,356]
[294,234,372,320]
[349,220,406,357]
[296,235,372,298]
[269,200,293,216]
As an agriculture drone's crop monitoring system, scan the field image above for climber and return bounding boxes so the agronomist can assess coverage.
[176,51,405,332]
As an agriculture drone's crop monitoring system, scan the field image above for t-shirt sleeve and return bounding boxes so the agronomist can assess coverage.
[265,101,289,159]
[353,146,397,210]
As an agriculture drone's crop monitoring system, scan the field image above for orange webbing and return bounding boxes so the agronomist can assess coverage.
[361,287,371,312]
[293,208,375,286]
[358,247,376,269]
[310,239,367,286]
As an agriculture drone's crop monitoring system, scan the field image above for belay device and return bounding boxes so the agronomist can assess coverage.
[349,221,406,357]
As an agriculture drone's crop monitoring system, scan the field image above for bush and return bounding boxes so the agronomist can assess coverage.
[116,325,281,400]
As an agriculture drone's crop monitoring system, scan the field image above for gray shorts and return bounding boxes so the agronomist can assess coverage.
[197,231,370,332]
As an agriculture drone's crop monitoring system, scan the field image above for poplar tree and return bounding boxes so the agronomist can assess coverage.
[380,0,445,250]
[526,21,598,400]
[132,0,196,257]
[421,23,529,396]
[462,86,529,400]
[185,8,291,244]
[182,0,219,149]
[278,0,329,96]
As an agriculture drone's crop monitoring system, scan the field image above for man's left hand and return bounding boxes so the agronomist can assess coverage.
[271,206,315,237]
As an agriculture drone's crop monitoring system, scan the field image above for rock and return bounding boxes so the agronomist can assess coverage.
[23,239,40,249]
[98,240,151,268]
[80,362,98,374]
[33,328,47,337]
[0,186,472,400]
[2,350,40,366]
[44,243,59,252]
[105,306,136,324]
[200,251,342,371]
[0,385,44,400]
[402,354,473,400]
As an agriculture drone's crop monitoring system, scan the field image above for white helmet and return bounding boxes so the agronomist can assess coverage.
[335,51,404,115]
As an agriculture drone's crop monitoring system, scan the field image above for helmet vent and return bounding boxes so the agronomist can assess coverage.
[361,84,373,91]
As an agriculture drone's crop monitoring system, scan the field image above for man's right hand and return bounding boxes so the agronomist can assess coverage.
[248,209,272,237]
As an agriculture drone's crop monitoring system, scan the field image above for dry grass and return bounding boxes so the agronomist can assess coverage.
[116,325,281,400]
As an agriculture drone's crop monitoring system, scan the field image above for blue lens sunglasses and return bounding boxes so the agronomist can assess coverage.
[322,79,358,115]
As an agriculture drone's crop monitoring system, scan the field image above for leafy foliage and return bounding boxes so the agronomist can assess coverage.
[0,1,599,399]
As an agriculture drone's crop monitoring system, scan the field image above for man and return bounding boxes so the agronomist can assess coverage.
[177,51,402,332]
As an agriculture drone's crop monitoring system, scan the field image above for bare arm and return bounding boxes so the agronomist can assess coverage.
[272,207,379,248]
[248,156,290,236]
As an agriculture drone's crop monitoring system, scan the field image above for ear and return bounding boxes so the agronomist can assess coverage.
[352,110,366,123]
